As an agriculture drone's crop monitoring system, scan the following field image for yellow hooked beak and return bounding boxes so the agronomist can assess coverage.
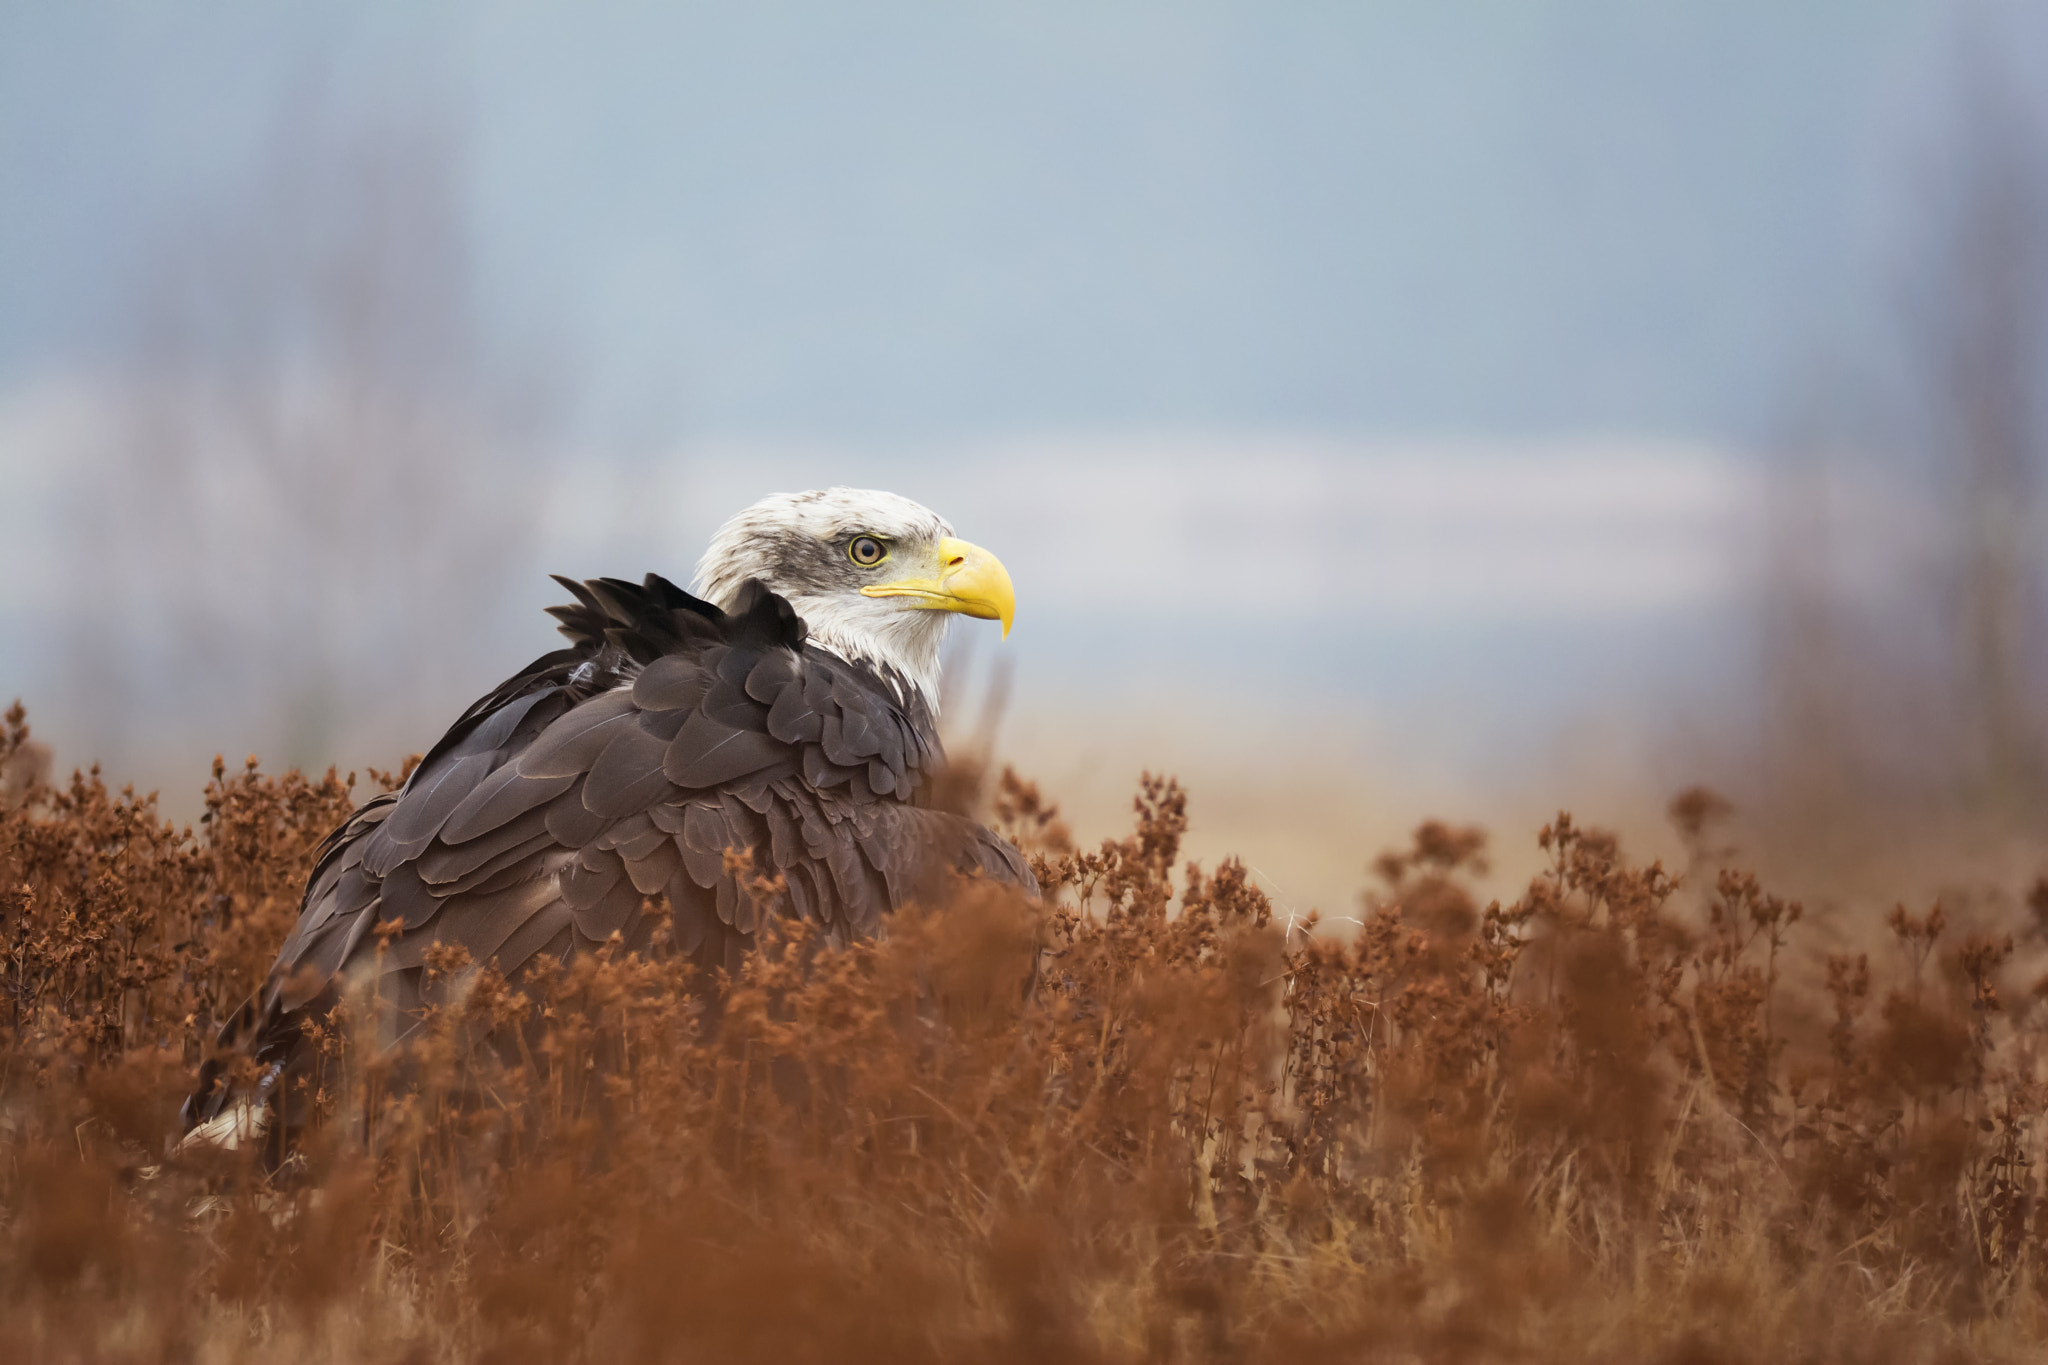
[859,536,1016,638]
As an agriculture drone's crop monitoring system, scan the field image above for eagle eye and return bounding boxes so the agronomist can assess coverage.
[848,535,888,567]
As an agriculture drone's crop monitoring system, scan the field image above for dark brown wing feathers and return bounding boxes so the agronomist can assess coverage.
[182,573,1035,1134]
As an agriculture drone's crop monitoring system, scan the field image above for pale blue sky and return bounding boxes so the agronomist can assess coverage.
[2,0,2038,839]
[0,0,1966,448]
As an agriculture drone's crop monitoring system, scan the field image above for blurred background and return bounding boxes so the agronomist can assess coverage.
[3,1,2047,915]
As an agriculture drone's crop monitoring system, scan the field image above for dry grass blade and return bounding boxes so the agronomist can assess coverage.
[2,707,2045,1362]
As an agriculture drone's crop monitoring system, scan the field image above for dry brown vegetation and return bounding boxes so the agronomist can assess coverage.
[5,697,2048,1363]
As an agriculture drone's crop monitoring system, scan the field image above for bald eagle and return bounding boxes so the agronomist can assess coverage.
[181,488,1031,1147]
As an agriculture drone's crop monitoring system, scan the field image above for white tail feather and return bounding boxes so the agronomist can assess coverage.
[176,1099,269,1153]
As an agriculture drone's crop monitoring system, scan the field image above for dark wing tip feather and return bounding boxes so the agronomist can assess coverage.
[642,572,708,611]
[725,579,808,650]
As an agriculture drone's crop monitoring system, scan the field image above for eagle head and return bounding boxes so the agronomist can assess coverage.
[693,488,1015,707]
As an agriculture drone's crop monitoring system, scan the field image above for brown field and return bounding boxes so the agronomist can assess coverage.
[5,697,2048,1363]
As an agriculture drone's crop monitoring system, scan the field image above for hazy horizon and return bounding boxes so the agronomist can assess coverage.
[4,0,2045,911]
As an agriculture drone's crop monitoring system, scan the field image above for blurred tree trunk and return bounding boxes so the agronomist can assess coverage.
[1754,23,2048,845]
[1934,72,2047,813]
[63,88,544,778]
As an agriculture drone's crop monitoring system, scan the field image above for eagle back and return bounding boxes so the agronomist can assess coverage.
[256,574,1004,1033]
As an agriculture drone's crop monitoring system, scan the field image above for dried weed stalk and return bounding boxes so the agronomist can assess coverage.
[3,705,2046,1362]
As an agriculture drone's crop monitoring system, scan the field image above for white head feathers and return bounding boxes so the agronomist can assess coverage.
[693,488,962,709]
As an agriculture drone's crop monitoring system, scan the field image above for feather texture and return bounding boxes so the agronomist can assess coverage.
[181,566,1035,1141]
